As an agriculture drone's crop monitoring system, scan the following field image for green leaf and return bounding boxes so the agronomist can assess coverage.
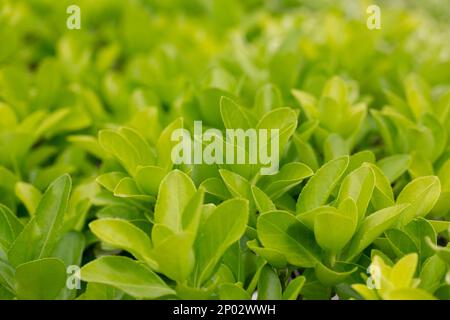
[428,220,450,234]
[337,197,359,228]
[297,205,338,230]
[0,204,23,251]
[300,269,332,300]
[404,74,432,120]
[435,285,450,300]
[96,204,143,222]
[409,154,434,178]
[67,135,106,160]
[157,118,184,171]
[384,254,422,291]
[77,283,124,300]
[336,165,374,223]
[245,261,266,295]
[256,107,298,162]
[194,199,249,286]
[323,133,348,162]
[376,154,411,183]
[0,259,14,296]
[426,239,450,265]
[352,284,379,300]
[219,169,255,212]
[419,255,447,293]
[317,97,342,133]
[38,107,91,139]
[345,204,409,261]
[322,76,348,107]
[51,231,85,268]
[81,256,175,299]
[404,218,436,260]
[396,176,441,226]
[200,177,231,200]
[9,174,72,267]
[220,169,252,199]
[113,177,154,201]
[296,156,349,213]
[152,232,195,282]
[135,166,166,195]
[14,182,42,216]
[420,113,447,161]
[257,211,321,267]
[151,224,175,247]
[99,129,140,176]
[96,172,127,192]
[282,276,305,300]
[220,96,253,129]
[15,258,66,300]
[247,239,287,268]
[154,170,196,233]
[385,229,418,257]
[255,84,283,117]
[219,283,251,300]
[258,265,282,300]
[434,158,450,215]
[366,163,395,210]
[371,249,394,266]
[438,159,450,191]
[314,212,355,253]
[251,185,276,213]
[385,288,436,300]
[51,231,85,299]
[347,151,376,173]
[89,218,156,269]
[314,262,358,287]
[260,162,313,200]
[182,188,205,235]
[293,138,319,171]
[296,120,319,141]
[292,89,318,120]
[198,68,236,127]
[117,127,155,166]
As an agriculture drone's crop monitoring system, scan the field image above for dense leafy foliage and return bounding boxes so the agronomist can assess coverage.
[0,0,449,300]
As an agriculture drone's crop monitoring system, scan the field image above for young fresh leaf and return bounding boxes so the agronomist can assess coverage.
[345,204,410,261]
[396,176,441,226]
[297,156,349,213]
[81,256,175,299]
[9,175,72,267]
[89,218,156,269]
[154,170,196,233]
[15,258,66,300]
[193,199,249,286]
[257,265,282,300]
[257,211,321,267]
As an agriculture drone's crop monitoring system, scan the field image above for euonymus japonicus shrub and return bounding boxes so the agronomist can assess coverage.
[0,0,449,300]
